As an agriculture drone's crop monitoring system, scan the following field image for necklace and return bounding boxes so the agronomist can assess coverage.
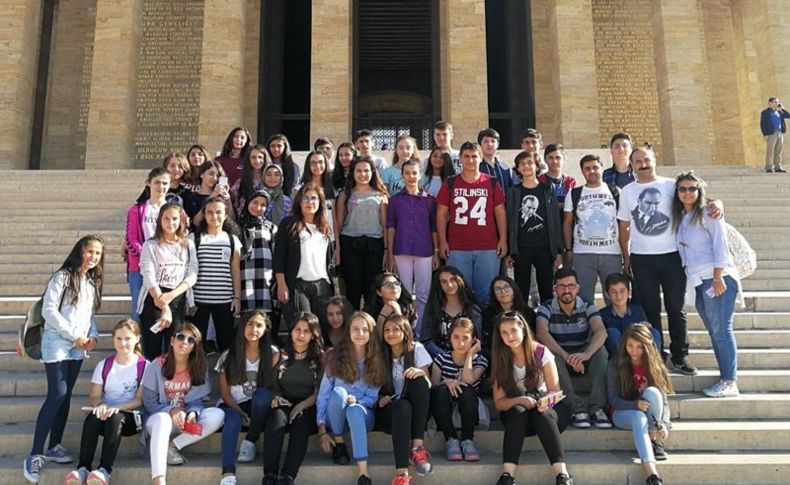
[293,349,308,359]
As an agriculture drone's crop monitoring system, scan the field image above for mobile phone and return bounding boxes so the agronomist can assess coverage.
[150,320,164,334]
[705,286,716,298]
[219,176,228,188]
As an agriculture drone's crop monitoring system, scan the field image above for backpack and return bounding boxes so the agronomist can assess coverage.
[725,223,757,279]
[570,184,620,221]
[102,354,147,393]
[17,275,66,360]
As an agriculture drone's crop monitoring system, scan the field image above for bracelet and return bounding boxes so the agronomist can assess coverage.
[319,431,329,437]
[232,296,240,300]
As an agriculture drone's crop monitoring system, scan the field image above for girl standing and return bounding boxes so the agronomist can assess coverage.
[316,312,385,485]
[421,147,455,197]
[380,134,420,195]
[430,318,488,463]
[138,202,198,361]
[608,324,673,485]
[262,313,324,485]
[125,168,171,322]
[185,144,210,186]
[231,144,270,217]
[263,164,292,226]
[273,183,334,327]
[24,236,105,484]
[216,126,252,187]
[420,266,482,358]
[64,319,147,485]
[238,190,277,313]
[324,296,354,348]
[674,172,741,398]
[142,323,225,485]
[164,152,197,197]
[182,161,232,230]
[491,312,573,485]
[190,197,242,353]
[332,143,357,196]
[375,315,433,485]
[266,134,300,197]
[294,151,336,236]
[336,156,388,310]
[386,159,438,335]
[216,311,277,485]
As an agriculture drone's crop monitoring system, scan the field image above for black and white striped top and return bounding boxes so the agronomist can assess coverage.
[190,232,241,304]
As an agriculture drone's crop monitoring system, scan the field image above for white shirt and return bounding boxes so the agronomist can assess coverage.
[564,185,620,255]
[392,342,432,398]
[617,177,677,254]
[215,350,261,405]
[514,345,554,394]
[297,223,330,282]
[91,357,145,407]
[142,201,162,241]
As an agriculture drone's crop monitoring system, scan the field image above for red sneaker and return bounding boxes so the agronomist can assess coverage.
[409,446,433,476]
[391,473,412,485]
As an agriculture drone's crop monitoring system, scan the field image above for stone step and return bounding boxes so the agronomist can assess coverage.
[0,296,131,315]
[685,348,790,369]
[742,278,790,291]
[0,262,127,276]
[0,271,128,285]
[0,283,129,297]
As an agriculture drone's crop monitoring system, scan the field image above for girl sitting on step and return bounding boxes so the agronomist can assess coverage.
[216,311,278,485]
[607,323,673,485]
[24,235,105,484]
[142,322,224,485]
[64,319,148,485]
[323,296,354,349]
[316,311,386,485]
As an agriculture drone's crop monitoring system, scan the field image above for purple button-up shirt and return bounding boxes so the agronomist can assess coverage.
[386,188,437,257]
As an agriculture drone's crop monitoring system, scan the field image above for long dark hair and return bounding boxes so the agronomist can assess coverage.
[490,313,540,397]
[186,144,211,184]
[289,183,331,239]
[220,126,252,159]
[197,160,227,192]
[343,156,387,196]
[222,310,276,388]
[616,323,673,399]
[423,147,455,180]
[672,171,707,232]
[135,167,171,204]
[366,272,417,325]
[196,196,240,237]
[333,142,357,192]
[266,134,298,195]
[299,151,335,200]
[424,266,479,340]
[162,322,207,385]
[237,144,270,208]
[376,314,416,395]
[58,235,105,310]
[283,312,325,366]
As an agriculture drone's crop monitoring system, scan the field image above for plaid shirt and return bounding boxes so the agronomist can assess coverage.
[602,166,636,188]
[240,221,277,312]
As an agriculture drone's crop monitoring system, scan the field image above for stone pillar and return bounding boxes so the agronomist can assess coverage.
[652,1,713,166]
[548,0,600,148]
[198,0,247,154]
[243,0,261,135]
[310,0,352,145]
[0,0,42,169]
[84,0,142,169]
[439,0,489,146]
[531,1,559,143]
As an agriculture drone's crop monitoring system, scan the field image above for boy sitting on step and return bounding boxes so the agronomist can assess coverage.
[599,273,662,357]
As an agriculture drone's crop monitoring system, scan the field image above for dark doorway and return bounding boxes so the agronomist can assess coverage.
[485,0,535,148]
[259,0,311,149]
[353,0,439,150]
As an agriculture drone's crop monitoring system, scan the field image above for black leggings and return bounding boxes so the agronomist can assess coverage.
[340,235,384,309]
[31,359,83,455]
[77,411,138,473]
[139,289,185,361]
[430,384,479,441]
[514,246,555,304]
[192,301,236,352]
[500,400,569,465]
[375,378,430,469]
[262,405,317,479]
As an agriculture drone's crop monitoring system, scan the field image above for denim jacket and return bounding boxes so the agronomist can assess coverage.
[316,359,380,425]
[41,270,99,363]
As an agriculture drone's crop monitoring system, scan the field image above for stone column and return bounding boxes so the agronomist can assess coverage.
[0,0,42,169]
[548,0,600,148]
[198,0,247,154]
[243,0,261,134]
[439,0,489,145]
[84,0,142,169]
[652,1,713,166]
[310,0,352,145]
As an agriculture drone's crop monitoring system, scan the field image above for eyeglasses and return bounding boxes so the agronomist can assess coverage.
[381,281,402,290]
[555,283,579,291]
[677,186,699,193]
[175,333,197,346]
[493,285,512,293]
[301,195,320,203]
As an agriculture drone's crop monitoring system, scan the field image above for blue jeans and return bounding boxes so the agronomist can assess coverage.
[606,327,663,358]
[219,388,272,474]
[695,275,739,381]
[326,387,374,462]
[31,359,83,455]
[612,387,666,463]
[128,270,143,322]
[447,249,499,307]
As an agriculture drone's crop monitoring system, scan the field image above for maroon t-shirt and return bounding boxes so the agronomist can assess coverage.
[436,173,505,251]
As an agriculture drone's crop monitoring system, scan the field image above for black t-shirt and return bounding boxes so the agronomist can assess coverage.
[516,185,549,249]
[182,192,209,221]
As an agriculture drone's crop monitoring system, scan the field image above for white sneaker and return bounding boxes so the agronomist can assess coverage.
[219,475,238,485]
[237,439,256,463]
[704,381,740,398]
[166,444,187,466]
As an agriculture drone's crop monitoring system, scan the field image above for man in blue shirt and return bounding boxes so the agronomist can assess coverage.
[759,97,790,173]
[478,128,514,191]
[602,132,636,188]
[599,273,661,357]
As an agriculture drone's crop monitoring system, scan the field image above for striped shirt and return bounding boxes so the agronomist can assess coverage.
[190,232,242,304]
[537,296,600,353]
[433,351,488,390]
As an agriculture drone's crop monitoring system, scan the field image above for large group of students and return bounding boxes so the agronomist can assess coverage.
[24,122,744,485]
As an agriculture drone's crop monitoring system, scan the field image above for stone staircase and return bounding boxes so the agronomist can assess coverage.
[0,167,788,484]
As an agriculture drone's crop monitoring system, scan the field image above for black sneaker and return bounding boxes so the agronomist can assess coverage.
[204,340,219,356]
[277,475,295,485]
[777,167,788,173]
[646,474,663,485]
[652,440,668,461]
[556,473,574,485]
[766,168,775,173]
[672,358,698,376]
[357,475,372,485]
[332,442,350,465]
[261,474,279,485]
[495,473,516,485]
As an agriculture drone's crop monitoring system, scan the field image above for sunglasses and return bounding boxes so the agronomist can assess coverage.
[677,186,699,193]
[175,333,197,346]
[381,281,402,290]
